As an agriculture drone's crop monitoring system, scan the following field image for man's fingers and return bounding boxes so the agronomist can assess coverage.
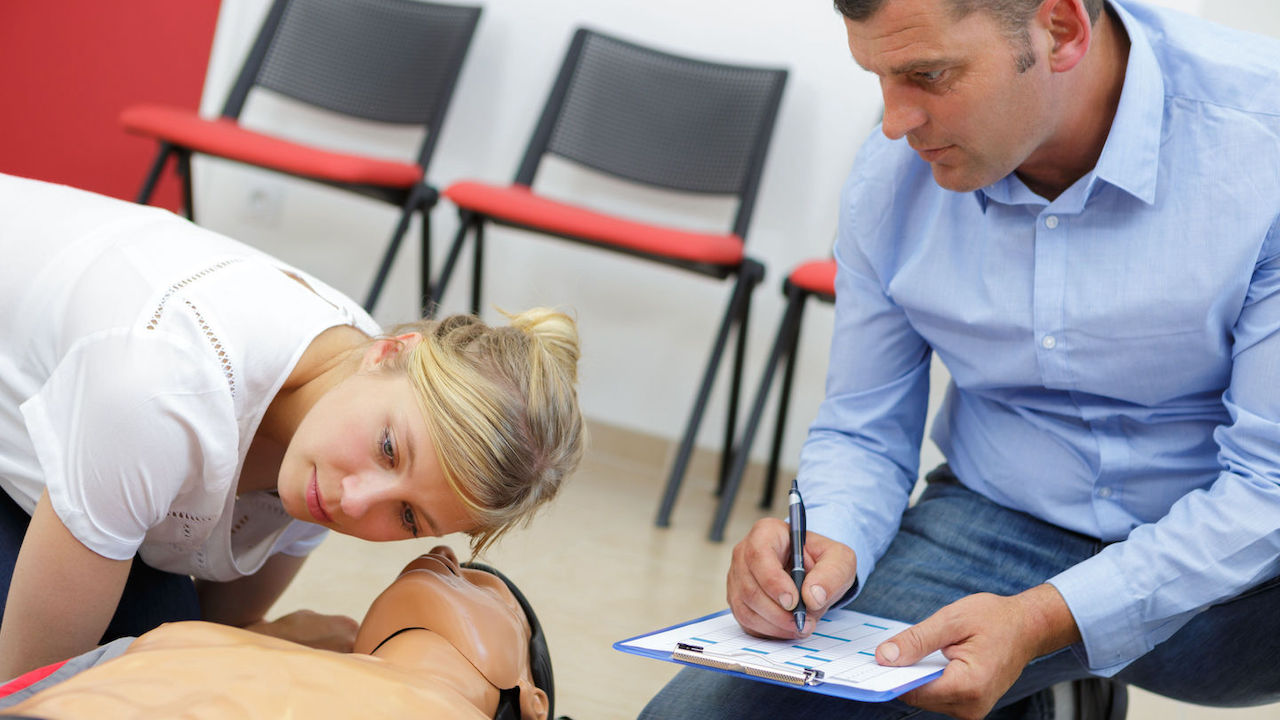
[801,532,857,617]
[878,610,956,666]
[727,518,804,638]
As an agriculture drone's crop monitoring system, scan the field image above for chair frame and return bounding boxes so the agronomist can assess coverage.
[133,0,481,316]
[428,28,786,530]
[711,269,834,541]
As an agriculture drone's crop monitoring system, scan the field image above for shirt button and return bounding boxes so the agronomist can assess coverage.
[1041,335,1057,349]
[1045,215,1060,229]
[1098,487,1113,499]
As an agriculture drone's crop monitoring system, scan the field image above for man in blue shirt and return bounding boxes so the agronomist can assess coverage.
[642,0,1280,718]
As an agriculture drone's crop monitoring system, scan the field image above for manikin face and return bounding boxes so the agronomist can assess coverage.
[355,546,549,720]
[846,0,1056,192]
[277,335,475,541]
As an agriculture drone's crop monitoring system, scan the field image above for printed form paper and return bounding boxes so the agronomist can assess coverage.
[623,608,947,694]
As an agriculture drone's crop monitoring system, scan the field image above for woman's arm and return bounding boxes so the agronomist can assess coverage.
[0,490,131,680]
[196,552,306,628]
[197,553,357,652]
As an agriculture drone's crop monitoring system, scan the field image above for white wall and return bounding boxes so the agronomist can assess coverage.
[192,0,1280,477]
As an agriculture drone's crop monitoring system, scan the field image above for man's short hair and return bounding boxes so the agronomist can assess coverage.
[834,0,1105,72]
[834,0,1103,26]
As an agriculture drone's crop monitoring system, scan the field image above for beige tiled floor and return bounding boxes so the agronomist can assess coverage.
[271,422,1279,720]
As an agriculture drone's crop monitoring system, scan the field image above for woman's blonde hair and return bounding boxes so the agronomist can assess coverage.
[384,308,585,554]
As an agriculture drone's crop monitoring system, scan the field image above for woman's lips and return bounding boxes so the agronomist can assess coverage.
[307,470,333,523]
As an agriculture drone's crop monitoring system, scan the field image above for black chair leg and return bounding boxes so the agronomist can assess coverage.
[761,286,809,509]
[429,210,476,317]
[420,208,432,319]
[363,186,427,314]
[656,259,762,530]
[135,144,176,205]
[471,219,485,315]
[709,278,804,541]
[175,149,195,221]
[716,262,757,495]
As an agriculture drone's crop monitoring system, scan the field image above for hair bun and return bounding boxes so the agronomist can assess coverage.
[504,307,581,383]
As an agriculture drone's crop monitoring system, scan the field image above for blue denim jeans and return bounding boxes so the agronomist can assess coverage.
[0,488,200,646]
[639,467,1280,719]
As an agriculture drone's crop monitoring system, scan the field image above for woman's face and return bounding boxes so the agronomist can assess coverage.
[277,337,474,541]
[354,546,549,720]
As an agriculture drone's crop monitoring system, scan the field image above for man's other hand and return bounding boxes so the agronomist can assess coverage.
[727,517,857,639]
[878,584,1082,720]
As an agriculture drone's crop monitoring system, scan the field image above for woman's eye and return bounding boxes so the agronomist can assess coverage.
[380,428,396,465]
[401,503,419,536]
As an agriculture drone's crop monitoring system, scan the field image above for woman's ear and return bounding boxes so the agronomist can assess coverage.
[361,332,422,371]
[517,679,549,720]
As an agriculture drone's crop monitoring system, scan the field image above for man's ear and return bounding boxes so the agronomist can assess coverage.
[517,680,549,720]
[1039,0,1092,73]
[361,332,422,371]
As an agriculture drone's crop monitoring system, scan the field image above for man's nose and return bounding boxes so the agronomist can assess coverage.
[879,82,927,140]
[340,472,396,518]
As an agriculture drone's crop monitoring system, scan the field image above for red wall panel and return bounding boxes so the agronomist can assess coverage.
[0,1,221,210]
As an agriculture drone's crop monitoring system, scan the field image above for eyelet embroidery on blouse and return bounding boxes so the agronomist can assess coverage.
[144,259,243,397]
[230,513,252,536]
[144,259,241,331]
[182,299,236,398]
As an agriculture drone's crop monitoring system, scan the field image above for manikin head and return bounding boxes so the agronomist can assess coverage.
[355,545,552,720]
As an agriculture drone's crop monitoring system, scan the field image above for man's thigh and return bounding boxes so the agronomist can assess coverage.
[640,469,1099,719]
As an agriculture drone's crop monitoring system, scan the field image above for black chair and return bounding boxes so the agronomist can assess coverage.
[711,258,835,541]
[430,27,788,530]
[121,0,481,315]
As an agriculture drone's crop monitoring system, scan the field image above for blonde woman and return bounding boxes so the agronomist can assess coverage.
[0,173,585,681]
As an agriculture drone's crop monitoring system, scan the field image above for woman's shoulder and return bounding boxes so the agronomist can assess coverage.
[23,329,242,560]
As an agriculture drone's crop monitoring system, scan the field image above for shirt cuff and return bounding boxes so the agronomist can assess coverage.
[1048,553,1149,676]
[805,504,875,608]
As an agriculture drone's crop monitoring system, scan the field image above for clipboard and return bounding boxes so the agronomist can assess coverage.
[613,608,946,702]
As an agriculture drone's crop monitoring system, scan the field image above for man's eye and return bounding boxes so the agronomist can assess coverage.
[915,69,947,84]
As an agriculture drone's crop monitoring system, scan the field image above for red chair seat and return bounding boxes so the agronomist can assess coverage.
[120,104,423,189]
[443,181,745,267]
[788,258,836,297]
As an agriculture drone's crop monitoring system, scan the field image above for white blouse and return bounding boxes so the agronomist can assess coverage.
[0,173,380,581]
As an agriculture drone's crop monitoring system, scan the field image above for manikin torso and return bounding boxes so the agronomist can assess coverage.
[5,548,547,720]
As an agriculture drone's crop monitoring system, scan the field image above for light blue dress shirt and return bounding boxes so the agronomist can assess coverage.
[801,0,1280,674]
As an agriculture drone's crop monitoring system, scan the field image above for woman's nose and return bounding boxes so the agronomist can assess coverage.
[339,472,396,518]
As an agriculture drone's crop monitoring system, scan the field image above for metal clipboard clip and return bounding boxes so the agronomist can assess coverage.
[673,642,825,687]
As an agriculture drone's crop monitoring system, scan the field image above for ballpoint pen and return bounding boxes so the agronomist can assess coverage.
[788,478,806,633]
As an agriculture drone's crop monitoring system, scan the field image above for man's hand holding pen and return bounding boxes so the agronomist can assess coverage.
[726,515,857,640]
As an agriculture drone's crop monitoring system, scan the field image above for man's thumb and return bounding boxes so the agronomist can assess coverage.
[876,619,937,667]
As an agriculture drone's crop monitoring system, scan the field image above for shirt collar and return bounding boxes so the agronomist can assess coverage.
[977,0,1163,210]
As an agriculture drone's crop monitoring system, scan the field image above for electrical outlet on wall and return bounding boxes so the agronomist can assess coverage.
[242,182,284,227]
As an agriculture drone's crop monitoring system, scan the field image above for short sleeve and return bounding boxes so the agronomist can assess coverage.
[274,522,329,557]
[19,329,238,561]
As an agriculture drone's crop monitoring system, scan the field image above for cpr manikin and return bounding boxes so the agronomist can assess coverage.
[0,547,551,720]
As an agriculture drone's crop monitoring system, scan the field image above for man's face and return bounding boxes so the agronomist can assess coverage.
[845,0,1055,192]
